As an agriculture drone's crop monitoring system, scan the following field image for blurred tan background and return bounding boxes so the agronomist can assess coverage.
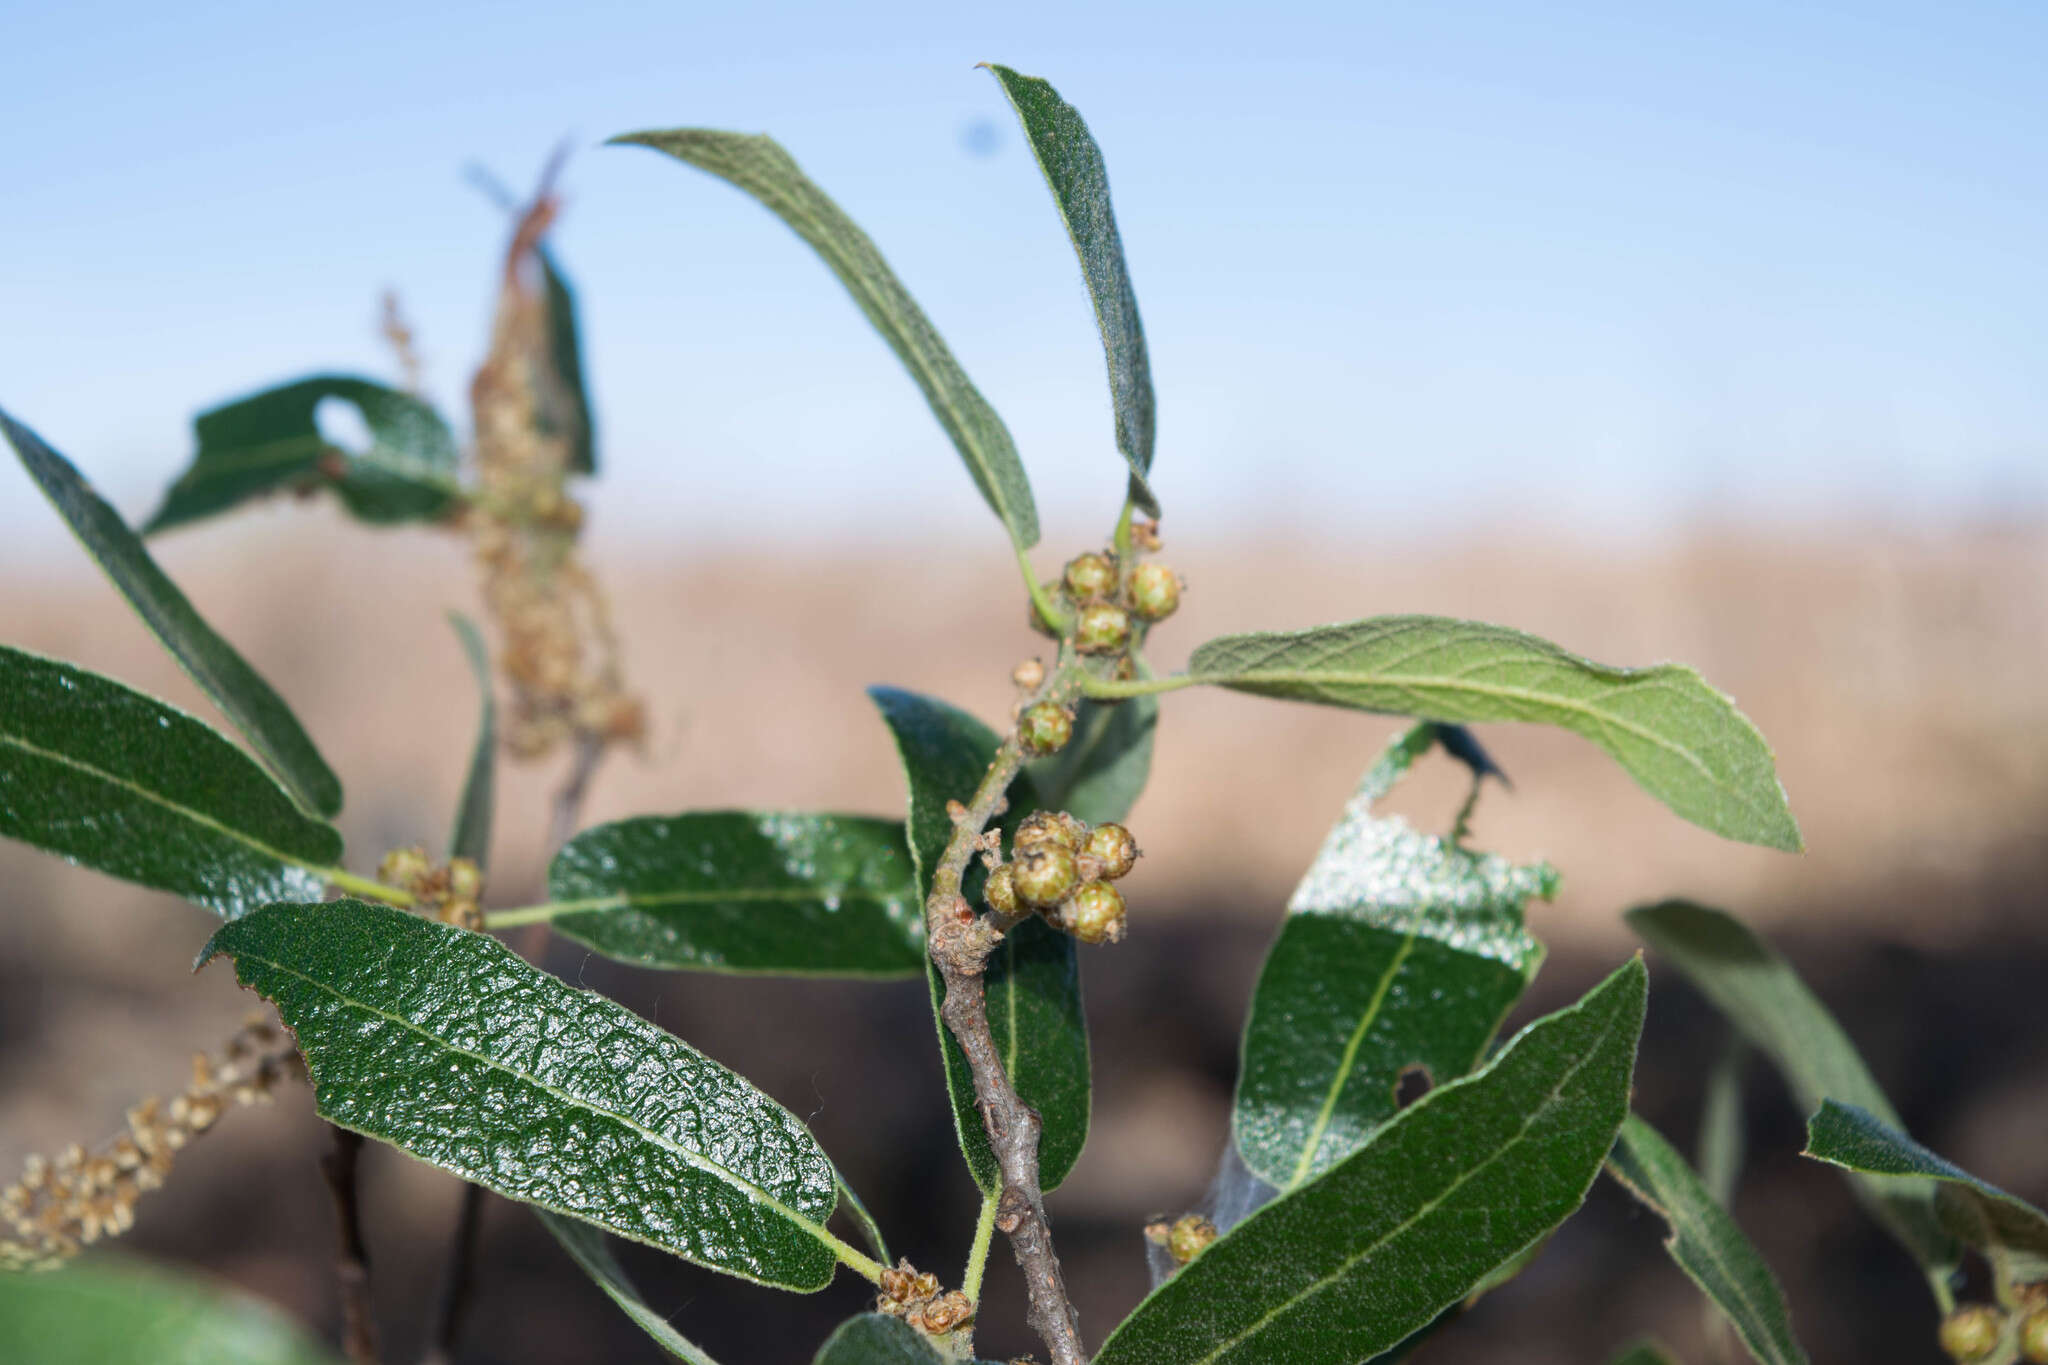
[4,508,2047,1362]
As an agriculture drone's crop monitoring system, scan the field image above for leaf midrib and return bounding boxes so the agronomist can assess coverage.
[542,883,913,919]
[1286,931,1417,1190]
[1184,991,1623,1365]
[232,946,839,1280]
[171,432,328,488]
[0,729,332,876]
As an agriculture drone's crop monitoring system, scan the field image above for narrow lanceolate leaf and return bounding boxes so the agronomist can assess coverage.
[537,1210,720,1364]
[983,64,1158,515]
[1629,902,1959,1282]
[4,409,343,818]
[612,129,1039,550]
[1185,616,1801,851]
[1700,1034,1748,1209]
[533,812,924,977]
[447,613,495,867]
[539,249,598,475]
[813,1313,998,1365]
[1804,1100,2048,1282]
[0,1258,341,1365]
[1097,958,1648,1365]
[0,645,340,917]
[869,687,1089,1194]
[1234,723,1554,1189]
[1025,693,1157,826]
[1608,1113,1808,1365]
[202,900,845,1290]
[144,375,461,533]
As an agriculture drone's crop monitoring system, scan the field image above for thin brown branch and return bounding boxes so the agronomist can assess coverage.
[320,1127,380,1365]
[926,673,1087,1365]
[426,731,606,1364]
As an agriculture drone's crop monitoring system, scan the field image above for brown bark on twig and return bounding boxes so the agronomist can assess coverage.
[320,1127,380,1365]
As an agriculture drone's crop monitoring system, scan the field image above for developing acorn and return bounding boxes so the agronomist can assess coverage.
[1012,844,1081,909]
[1085,823,1139,879]
[1063,551,1119,603]
[1019,701,1075,757]
[1062,879,1127,944]
[1127,561,1182,622]
[1015,810,1081,852]
[1074,601,1132,654]
[1939,1305,2005,1363]
[984,863,1020,917]
[2022,1305,2048,1365]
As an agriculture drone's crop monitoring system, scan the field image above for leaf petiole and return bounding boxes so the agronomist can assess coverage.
[1081,672,1198,701]
[962,1189,999,1304]
[324,868,415,908]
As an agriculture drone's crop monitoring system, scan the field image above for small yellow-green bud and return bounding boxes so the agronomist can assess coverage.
[1075,602,1131,654]
[1063,880,1127,944]
[2021,1305,2048,1364]
[985,863,1020,917]
[377,845,432,892]
[1019,702,1074,757]
[1167,1214,1217,1264]
[1063,552,1118,603]
[447,857,483,902]
[1085,823,1139,879]
[1015,811,1080,852]
[1940,1305,2005,1362]
[1013,845,1080,908]
[1128,562,1181,621]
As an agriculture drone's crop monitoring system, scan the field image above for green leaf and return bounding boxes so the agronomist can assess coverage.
[1233,723,1554,1189]
[1096,957,1647,1365]
[531,812,924,977]
[537,1210,720,1364]
[0,644,341,917]
[1804,1099,2048,1282]
[983,64,1158,516]
[1183,615,1801,851]
[1628,901,1960,1282]
[539,249,598,475]
[446,613,495,868]
[1699,1034,1748,1209]
[1025,694,1156,827]
[1608,1113,1809,1365]
[611,129,1039,551]
[0,1257,340,1365]
[812,1313,997,1365]
[143,375,460,533]
[1608,1341,1683,1365]
[202,899,847,1291]
[3,409,343,818]
[868,687,1089,1194]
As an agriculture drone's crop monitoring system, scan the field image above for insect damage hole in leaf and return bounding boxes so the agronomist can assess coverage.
[1394,1064,1433,1110]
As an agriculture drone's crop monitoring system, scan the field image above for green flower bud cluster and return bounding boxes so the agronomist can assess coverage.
[1143,1213,1219,1272]
[1027,548,1184,650]
[1939,1305,2006,1362]
[980,811,1141,945]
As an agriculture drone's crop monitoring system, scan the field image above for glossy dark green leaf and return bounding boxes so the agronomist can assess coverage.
[202,899,847,1290]
[812,1313,998,1365]
[1025,694,1156,827]
[0,1258,340,1365]
[1234,723,1554,1189]
[1096,958,1647,1365]
[144,375,460,533]
[869,687,1089,1194]
[447,613,495,867]
[511,812,923,977]
[1608,1114,1808,1365]
[983,64,1158,516]
[1628,902,1959,1283]
[539,249,598,475]
[1804,1100,2048,1282]
[0,644,340,917]
[537,1210,719,1364]
[1185,616,1800,851]
[612,130,1039,551]
[3,409,343,818]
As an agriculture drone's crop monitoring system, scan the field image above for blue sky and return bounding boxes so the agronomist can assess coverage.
[3,1,2044,550]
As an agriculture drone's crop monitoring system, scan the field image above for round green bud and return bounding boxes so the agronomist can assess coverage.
[1063,552,1118,603]
[1167,1214,1217,1264]
[1019,701,1074,757]
[1085,823,1139,879]
[1015,811,1080,852]
[1075,602,1131,654]
[1128,562,1181,621]
[1940,1306,2005,1362]
[1013,844,1080,909]
[1063,879,1127,944]
[2021,1306,2048,1364]
[984,863,1020,917]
